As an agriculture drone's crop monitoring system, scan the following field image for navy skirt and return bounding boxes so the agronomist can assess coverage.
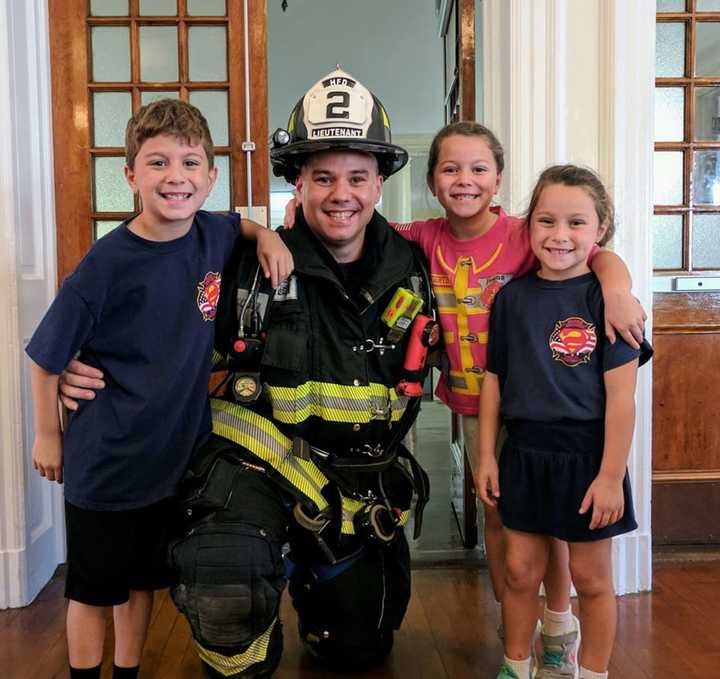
[498,419,637,542]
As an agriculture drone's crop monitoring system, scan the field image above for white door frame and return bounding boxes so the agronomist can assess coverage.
[0,0,65,609]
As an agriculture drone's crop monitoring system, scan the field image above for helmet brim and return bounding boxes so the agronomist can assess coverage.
[271,138,409,183]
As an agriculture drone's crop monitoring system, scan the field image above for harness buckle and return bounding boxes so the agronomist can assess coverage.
[361,443,384,458]
[352,338,397,355]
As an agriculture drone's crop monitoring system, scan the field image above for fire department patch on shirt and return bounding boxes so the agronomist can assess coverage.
[197,271,221,321]
[549,316,597,367]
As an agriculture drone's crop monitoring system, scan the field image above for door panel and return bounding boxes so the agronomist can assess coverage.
[653,4,720,544]
[49,0,268,282]
[652,292,720,543]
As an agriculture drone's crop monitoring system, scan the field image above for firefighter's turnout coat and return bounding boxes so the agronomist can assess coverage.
[169,209,433,678]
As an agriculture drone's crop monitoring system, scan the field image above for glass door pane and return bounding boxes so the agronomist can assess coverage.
[188,26,228,81]
[139,26,179,82]
[656,23,686,77]
[203,155,230,211]
[139,0,177,15]
[652,215,684,269]
[655,87,685,142]
[90,0,129,16]
[692,214,720,267]
[94,157,134,212]
[188,91,229,145]
[93,92,132,147]
[695,22,720,76]
[91,27,131,81]
[654,151,684,204]
[187,0,226,15]
[694,87,720,141]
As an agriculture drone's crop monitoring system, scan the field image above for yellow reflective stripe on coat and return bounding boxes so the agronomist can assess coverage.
[195,617,276,676]
[211,349,224,367]
[266,381,409,425]
[340,497,411,535]
[211,399,330,513]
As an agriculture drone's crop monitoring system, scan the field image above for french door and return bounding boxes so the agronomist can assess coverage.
[49,0,269,282]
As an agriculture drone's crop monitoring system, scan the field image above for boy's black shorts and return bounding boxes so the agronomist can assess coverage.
[64,497,175,606]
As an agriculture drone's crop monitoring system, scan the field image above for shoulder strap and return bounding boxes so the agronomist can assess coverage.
[407,242,435,318]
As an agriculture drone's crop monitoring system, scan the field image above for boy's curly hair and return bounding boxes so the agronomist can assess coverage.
[125,98,214,169]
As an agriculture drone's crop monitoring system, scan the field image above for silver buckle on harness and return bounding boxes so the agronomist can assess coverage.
[352,338,397,355]
[361,443,384,458]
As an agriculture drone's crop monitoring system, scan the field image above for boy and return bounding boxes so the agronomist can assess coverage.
[26,99,292,679]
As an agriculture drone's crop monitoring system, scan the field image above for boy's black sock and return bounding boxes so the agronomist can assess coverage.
[112,664,140,679]
[69,665,102,679]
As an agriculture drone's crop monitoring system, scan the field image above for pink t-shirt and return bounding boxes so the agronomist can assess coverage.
[394,207,534,415]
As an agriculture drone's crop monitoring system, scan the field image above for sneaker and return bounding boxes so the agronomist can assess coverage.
[535,614,581,679]
[495,663,533,679]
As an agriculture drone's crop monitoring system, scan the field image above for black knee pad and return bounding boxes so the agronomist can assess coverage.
[288,536,411,669]
[169,521,286,675]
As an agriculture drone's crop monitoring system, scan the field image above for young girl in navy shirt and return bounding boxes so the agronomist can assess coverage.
[475,164,652,679]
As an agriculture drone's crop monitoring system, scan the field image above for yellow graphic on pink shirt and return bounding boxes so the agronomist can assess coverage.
[433,243,505,395]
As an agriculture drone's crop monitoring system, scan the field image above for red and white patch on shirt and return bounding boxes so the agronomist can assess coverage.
[549,316,597,367]
[197,271,221,321]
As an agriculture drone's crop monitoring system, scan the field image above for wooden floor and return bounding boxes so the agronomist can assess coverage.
[2,560,719,678]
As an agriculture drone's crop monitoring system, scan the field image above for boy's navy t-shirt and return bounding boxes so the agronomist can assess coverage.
[26,210,242,510]
[486,272,653,422]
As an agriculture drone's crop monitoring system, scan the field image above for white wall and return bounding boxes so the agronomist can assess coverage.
[0,0,65,609]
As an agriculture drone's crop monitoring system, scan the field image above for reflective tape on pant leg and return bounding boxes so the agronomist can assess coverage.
[195,617,277,677]
[211,399,330,513]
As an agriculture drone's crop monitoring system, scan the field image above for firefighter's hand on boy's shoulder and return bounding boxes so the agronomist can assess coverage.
[256,227,294,288]
[33,432,64,484]
[58,359,105,410]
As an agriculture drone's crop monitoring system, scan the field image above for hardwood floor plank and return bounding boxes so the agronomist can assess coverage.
[3,561,720,678]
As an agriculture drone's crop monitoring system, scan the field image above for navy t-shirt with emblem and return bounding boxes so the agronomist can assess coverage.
[486,272,652,422]
[26,210,241,510]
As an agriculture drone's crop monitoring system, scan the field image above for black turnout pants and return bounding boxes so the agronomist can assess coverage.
[168,437,411,678]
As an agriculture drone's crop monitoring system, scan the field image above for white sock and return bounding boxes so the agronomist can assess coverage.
[504,656,532,677]
[579,668,608,679]
[542,605,573,636]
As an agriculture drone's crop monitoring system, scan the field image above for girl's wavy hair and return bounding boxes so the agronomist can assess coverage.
[525,164,616,246]
[125,98,214,169]
[426,121,505,186]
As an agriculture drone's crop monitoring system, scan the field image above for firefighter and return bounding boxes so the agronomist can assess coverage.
[62,69,437,678]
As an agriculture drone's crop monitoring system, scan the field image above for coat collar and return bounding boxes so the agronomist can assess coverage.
[280,207,416,301]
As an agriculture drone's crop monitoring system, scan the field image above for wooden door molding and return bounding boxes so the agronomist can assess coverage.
[442,0,479,549]
[457,0,475,121]
[49,0,92,284]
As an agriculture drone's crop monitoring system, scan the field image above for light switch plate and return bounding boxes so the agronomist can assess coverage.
[235,206,268,227]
